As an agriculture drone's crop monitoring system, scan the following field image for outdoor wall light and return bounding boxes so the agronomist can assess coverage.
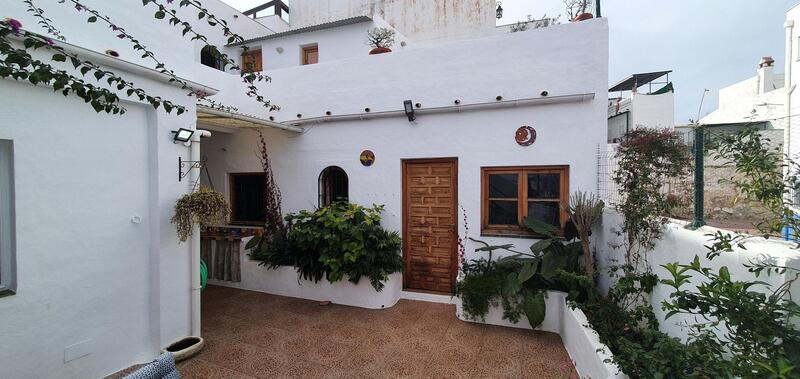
[454,99,461,105]
[415,102,422,108]
[496,2,503,19]
[365,107,371,113]
[403,100,416,122]
[172,128,194,143]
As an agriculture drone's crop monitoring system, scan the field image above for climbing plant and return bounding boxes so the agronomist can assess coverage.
[2,0,278,116]
[613,128,692,270]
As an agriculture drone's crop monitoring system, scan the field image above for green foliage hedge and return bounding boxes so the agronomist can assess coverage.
[247,203,403,292]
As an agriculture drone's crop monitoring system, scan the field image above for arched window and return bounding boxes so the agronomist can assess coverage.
[200,46,223,71]
[319,166,348,207]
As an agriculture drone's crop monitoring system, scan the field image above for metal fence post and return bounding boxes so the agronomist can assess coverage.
[688,125,705,229]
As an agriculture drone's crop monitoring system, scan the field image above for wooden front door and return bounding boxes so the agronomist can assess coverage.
[402,158,458,294]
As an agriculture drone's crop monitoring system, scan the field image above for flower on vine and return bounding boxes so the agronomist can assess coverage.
[117,33,125,39]
[45,38,55,46]
[167,0,174,3]
[74,4,83,11]
[109,24,119,31]
[4,18,22,35]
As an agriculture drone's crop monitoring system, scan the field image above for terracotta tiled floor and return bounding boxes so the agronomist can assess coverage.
[177,285,575,378]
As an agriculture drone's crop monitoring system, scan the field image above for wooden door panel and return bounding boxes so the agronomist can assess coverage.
[402,159,458,294]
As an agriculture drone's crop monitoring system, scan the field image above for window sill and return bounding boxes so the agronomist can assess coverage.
[480,232,548,239]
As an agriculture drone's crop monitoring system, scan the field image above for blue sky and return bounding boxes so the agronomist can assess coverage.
[222,0,798,123]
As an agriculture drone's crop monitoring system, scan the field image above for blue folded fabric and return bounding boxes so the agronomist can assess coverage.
[124,353,180,379]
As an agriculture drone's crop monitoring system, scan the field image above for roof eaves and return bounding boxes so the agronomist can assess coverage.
[229,16,373,47]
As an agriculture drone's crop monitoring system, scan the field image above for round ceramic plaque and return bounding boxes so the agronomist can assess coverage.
[515,126,537,146]
[360,150,375,166]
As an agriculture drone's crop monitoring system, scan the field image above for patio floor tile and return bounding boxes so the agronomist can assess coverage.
[180,285,575,378]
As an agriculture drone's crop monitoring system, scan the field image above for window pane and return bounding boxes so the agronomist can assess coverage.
[489,200,518,225]
[232,174,266,223]
[528,173,560,199]
[488,174,518,198]
[528,201,560,227]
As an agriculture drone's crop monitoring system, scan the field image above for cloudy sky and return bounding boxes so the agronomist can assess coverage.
[222,0,798,123]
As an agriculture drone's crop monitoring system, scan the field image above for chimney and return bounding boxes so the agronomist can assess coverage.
[757,56,775,94]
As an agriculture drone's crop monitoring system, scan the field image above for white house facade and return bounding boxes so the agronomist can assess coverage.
[607,71,674,142]
[0,1,608,378]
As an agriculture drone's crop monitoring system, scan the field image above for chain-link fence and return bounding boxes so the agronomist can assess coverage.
[598,125,786,233]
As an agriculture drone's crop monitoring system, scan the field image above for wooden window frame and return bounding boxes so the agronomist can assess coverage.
[302,45,318,65]
[480,165,569,237]
[241,49,262,73]
[229,172,266,226]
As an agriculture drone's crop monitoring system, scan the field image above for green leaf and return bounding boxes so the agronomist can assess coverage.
[517,262,536,284]
[719,266,730,281]
[244,236,262,250]
[155,11,166,19]
[529,239,552,254]
[87,16,97,23]
[522,292,546,328]
[52,54,66,62]
[524,217,557,236]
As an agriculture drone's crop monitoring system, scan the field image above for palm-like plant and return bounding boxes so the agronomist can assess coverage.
[566,191,604,276]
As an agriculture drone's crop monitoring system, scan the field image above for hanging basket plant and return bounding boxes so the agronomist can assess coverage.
[171,187,230,242]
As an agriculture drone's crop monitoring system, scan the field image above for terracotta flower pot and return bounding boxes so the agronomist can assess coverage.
[573,13,594,22]
[369,47,392,55]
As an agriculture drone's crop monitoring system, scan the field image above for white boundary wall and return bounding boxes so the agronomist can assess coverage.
[594,211,800,341]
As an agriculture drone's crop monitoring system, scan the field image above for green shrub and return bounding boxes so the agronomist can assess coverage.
[248,203,403,291]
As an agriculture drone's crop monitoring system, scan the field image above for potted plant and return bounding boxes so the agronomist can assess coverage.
[565,0,593,22]
[365,27,395,55]
[170,186,229,243]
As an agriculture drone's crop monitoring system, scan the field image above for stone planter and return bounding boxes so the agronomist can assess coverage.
[162,336,204,362]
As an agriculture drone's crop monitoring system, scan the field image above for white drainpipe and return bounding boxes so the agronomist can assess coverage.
[785,20,794,165]
[190,129,211,337]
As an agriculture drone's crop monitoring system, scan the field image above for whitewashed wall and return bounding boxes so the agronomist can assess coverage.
[243,15,411,71]
[0,74,201,378]
[594,211,800,341]
[631,92,675,130]
[701,75,786,125]
[288,0,497,44]
[0,1,228,377]
[201,19,609,267]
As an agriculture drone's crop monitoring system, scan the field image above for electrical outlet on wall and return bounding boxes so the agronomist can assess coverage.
[64,339,93,363]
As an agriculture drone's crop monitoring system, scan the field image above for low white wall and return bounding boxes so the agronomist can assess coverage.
[208,238,402,309]
[455,292,624,379]
[595,210,800,341]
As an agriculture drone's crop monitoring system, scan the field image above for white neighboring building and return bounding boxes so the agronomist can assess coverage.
[701,57,786,126]
[607,71,675,142]
[0,0,607,378]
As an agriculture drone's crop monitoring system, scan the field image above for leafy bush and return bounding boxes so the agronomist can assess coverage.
[248,203,403,291]
[455,218,590,327]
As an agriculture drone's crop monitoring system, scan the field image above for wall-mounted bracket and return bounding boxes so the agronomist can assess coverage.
[179,156,206,182]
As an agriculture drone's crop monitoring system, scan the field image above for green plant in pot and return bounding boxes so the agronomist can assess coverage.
[456,218,590,328]
[170,186,229,242]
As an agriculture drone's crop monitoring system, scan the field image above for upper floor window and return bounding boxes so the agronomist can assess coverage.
[241,49,263,73]
[230,173,266,225]
[201,46,224,71]
[319,166,348,206]
[0,140,15,297]
[481,165,569,236]
[302,45,319,65]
